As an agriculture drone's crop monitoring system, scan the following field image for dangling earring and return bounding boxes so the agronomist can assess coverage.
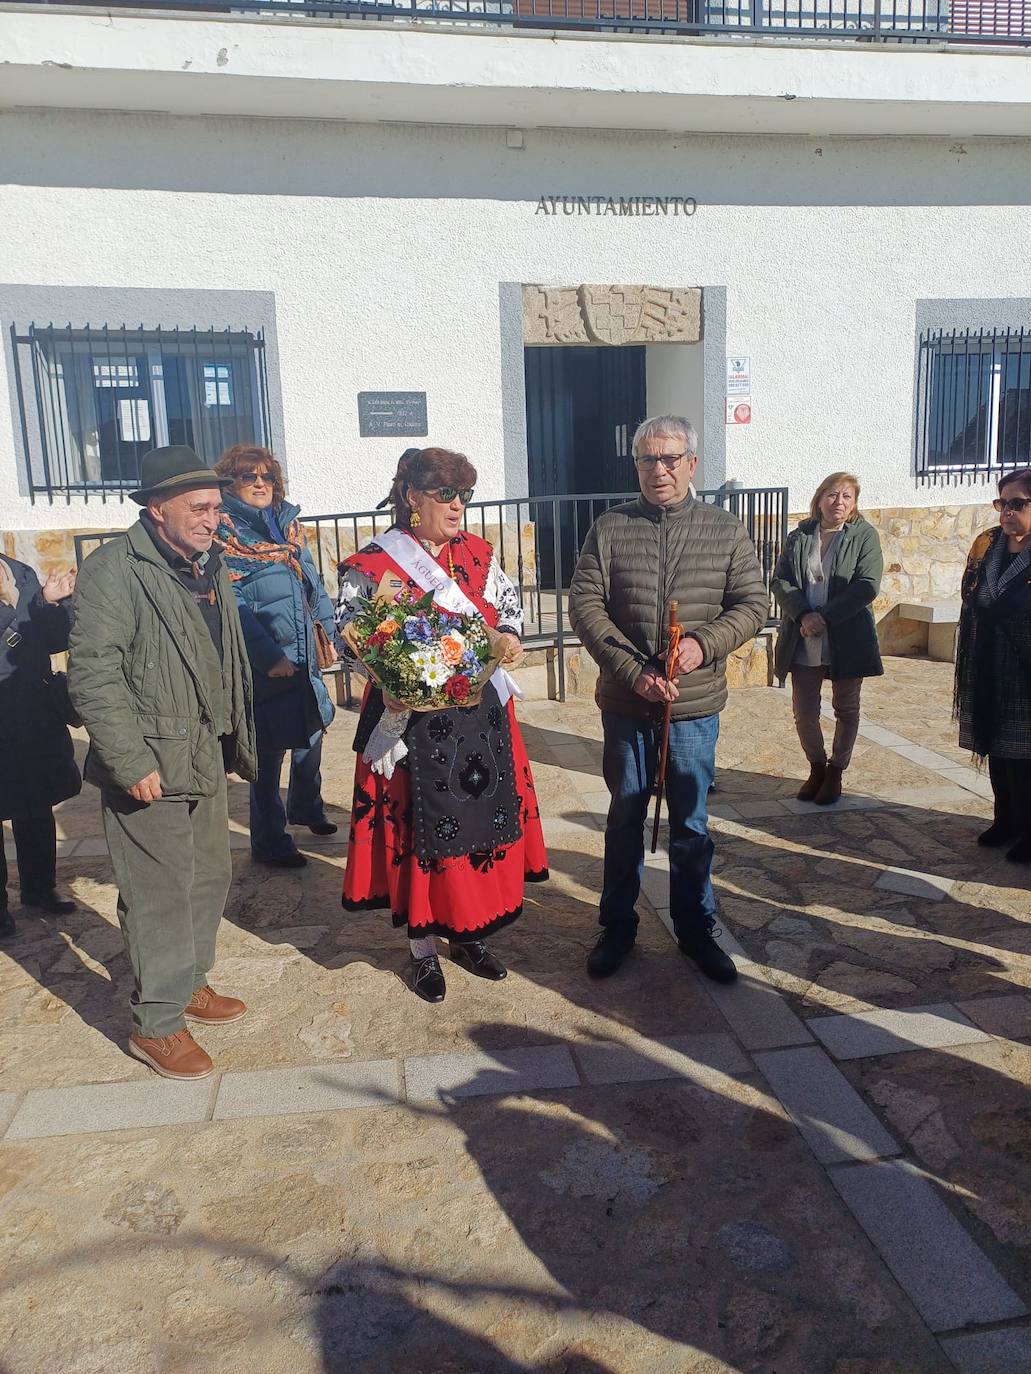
[409,510,422,529]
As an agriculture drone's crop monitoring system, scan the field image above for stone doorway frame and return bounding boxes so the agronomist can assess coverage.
[498,281,727,497]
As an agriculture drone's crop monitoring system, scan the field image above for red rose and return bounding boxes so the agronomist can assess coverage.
[365,631,386,650]
[444,674,471,702]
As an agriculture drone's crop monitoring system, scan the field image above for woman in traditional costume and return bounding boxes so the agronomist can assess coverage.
[955,466,1031,863]
[336,447,548,1002]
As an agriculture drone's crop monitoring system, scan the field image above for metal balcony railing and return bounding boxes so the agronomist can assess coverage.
[20,0,1031,45]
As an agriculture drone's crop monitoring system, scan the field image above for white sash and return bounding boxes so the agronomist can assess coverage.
[371,527,522,707]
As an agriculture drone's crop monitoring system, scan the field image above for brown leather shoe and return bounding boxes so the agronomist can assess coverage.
[796,762,827,802]
[814,763,844,806]
[128,1029,213,1080]
[185,985,247,1024]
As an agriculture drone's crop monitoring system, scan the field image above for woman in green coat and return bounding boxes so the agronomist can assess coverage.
[772,472,884,805]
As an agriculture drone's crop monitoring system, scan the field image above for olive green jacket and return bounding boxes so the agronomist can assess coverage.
[69,521,257,798]
[771,514,884,684]
[568,495,769,721]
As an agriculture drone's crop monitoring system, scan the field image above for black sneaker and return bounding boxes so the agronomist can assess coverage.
[253,851,308,869]
[21,889,76,916]
[587,930,635,979]
[979,823,1017,848]
[410,953,446,1003]
[0,907,15,941]
[678,929,738,983]
[306,821,338,837]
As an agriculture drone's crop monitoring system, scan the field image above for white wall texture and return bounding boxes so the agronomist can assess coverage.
[644,344,705,481]
[2,108,1031,531]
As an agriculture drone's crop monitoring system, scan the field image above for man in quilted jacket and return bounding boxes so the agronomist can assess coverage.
[569,415,768,982]
[69,446,256,1080]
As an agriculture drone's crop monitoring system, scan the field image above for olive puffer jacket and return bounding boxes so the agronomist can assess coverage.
[568,495,769,721]
[69,521,257,798]
[771,515,884,684]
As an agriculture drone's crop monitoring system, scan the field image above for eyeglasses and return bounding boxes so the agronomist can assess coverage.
[994,496,1031,513]
[238,471,272,487]
[423,486,474,505]
[634,453,691,472]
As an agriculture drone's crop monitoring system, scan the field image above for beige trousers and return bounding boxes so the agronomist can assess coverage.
[790,666,863,770]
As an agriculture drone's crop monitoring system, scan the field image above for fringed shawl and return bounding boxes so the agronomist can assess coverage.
[216,508,306,586]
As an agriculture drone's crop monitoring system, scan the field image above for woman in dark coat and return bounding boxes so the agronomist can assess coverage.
[955,466,1031,863]
[0,556,81,938]
[214,444,338,868]
[771,471,884,806]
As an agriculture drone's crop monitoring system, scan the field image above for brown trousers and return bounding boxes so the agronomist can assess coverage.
[790,666,863,771]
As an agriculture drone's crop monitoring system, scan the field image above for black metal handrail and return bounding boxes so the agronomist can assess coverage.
[19,0,1031,46]
[72,484,788,699]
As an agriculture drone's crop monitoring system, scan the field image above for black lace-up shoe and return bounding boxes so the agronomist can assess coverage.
[678,928,738,984]
[410,952,446,1003]
[587,930,636,979]
[450,940,507,981]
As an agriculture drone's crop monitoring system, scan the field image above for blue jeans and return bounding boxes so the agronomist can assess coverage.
[250,732,328,859]
[599,711,719,942]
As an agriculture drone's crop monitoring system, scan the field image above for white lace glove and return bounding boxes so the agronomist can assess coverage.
[362,708,411,780]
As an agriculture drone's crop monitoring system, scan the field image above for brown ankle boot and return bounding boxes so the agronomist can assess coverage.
[185,985,247,1024]
[128,1028,213,1079]
[797,763,827,802]
[814,763,843,806]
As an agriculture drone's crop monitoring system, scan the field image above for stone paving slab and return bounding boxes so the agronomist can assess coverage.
[874,866,955,900]
[809,1003,991,1061]
[941,1327,1031,1373]
[214,1060,399,1120]
[830,1159,1028,1332]
[575,1032,750,1086]
[700,970,814,1050]
[404,1044,580,1101]
[753,1045,902,1164]
[0,1092,21,1135]
[5,1077,212,1140]
[956,993,1031,1039]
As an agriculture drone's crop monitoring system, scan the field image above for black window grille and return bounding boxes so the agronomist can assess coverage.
[10,322,272,503]
[916,327,1031,484]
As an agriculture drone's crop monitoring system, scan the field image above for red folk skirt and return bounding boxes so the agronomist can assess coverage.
[342,695,549,940]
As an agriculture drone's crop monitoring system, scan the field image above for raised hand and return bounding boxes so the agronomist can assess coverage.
[42,567,76,604]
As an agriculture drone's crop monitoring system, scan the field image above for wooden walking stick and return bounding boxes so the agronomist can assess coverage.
[650,600,682,854]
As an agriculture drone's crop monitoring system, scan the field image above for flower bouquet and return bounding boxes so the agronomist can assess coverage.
[342,588,506,711]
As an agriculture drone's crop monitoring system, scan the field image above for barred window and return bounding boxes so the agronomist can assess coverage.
[11,323,271,503]
[916,328,1031,483]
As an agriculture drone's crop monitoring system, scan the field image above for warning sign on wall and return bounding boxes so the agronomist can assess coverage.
[726,356,751,425]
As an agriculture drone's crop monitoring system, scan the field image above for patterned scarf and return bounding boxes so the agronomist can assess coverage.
[217,509,305,586]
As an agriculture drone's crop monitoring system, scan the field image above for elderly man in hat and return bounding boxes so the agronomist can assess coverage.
[69,446,256,1079]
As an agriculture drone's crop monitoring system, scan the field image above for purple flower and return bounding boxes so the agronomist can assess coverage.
[461,649,481,673]
[403,616,433,643]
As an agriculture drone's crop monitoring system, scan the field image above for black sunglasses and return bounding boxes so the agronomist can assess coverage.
[994,496,1031,513]
[423,486,474,505]
[238,470,272,486]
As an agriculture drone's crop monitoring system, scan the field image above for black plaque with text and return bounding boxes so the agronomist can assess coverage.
[357,391,428,438]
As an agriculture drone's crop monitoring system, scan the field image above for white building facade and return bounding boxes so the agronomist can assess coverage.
[2,2,1031,612]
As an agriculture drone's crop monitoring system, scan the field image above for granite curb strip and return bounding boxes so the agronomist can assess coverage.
[405,1045,581,1102]
[214,1060,399,1120]
[941,1328,1031,1373]
[808,1003,991,1061]
[753,1045,903,1164]
[6,1078,213,1140]
[829,1159,1028,1332]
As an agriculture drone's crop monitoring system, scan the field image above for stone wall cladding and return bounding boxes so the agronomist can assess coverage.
[522,285,702,346]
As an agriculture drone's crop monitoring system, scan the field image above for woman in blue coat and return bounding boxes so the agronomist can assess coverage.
[215,445,337,867]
